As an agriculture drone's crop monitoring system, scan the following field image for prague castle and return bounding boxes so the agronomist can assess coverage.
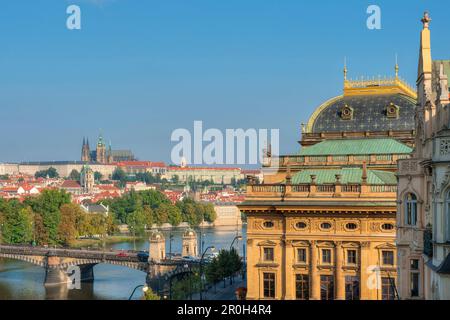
[239,49,418,299]
[81,133,135,164]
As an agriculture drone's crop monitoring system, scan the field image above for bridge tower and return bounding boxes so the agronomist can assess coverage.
[149,230,165,262]
[182,228,198,257]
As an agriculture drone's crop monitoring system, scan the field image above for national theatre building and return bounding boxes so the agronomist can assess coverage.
[239,55,418,299]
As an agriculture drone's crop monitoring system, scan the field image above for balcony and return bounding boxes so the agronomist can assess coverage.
[266,153,410,169]
[246,182,396,200]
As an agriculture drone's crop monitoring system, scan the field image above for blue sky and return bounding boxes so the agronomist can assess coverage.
[0,0,449,164]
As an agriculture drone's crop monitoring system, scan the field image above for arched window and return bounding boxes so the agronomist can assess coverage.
[405,193,417,226]
[446,191,450,242]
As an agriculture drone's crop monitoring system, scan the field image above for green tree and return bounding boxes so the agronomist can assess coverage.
[57,204,78,246]
[68,169,80,181]
[2,206,33,244]
[171,175,180,184]
[24,189,71,244]
[157,203,182,226]
[94,171,103,182]
[153,205,169,226]
[143,287,161,300]
[127,209,147,236]
[202,202,217,223]
[35,167,59,179]
[143,205,154,228]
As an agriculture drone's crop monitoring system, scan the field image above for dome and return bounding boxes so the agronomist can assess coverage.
[306,93,416,134]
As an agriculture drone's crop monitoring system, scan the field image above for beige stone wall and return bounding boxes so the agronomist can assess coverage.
[0,163,116,179]
[213,205,242,227]
[246,213,397,300]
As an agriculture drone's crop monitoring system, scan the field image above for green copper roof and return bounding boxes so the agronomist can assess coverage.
[290,168,396,185]
[298,138,412,156]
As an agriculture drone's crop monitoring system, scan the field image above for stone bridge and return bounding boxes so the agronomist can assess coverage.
[0,244,198,291]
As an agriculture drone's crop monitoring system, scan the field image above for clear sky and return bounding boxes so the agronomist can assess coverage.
[1,0,449,164]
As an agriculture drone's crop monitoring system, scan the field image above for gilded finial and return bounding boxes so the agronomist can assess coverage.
[343,57,348,81]
[395,54,399,78]
[421,11,431,29]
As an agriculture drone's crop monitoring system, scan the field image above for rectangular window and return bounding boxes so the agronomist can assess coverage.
[410,259,419,270]
[322,249,332,264]
[410,259,419,297]
[347,250,357,265]
[263,273,276,298]
[381,277,396,300]
[295,274,309,300]
[263,248,274,262]
[345,276,360,300]
[320,275,334,300]
[382,251,394,266]
[297,248,307,264]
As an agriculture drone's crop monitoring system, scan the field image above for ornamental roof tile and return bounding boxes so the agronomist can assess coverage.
[298,138,412,156]
[290,168,396,185]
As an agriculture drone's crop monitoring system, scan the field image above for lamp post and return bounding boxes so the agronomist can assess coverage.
[229,236,243,285]
[128,284,148,300]
[229,235,243,252]
[200,246,215,301]
[169,232,173,259]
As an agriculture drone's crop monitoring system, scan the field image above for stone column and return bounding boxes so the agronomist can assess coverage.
[335,242,345,300]
[359,242,371,299]
[44,255,68,286]
[310,241,320,300]
[284,240,295,300]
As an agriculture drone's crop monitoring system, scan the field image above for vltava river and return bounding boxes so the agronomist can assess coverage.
[0,226,246,300]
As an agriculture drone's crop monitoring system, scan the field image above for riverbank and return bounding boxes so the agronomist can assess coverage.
[70,235,140,249]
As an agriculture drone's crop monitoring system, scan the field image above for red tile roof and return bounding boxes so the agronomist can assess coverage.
[169,166,241,171]
[61,180,82,188]
[115,161,166,168]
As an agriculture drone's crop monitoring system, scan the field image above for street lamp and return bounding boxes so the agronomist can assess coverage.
[169,232,174,259]
[128,284,149,300]
[229,236,243,285]
[200,246,215,301]
[230,235,243,251]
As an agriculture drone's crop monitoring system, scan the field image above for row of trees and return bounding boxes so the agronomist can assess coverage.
[167,249,243,299]
[111,168,169,188]
[205,248,243,288]
[34,167,59,179]
[102,190,217,235]
[0,189,218,246]
[68,169,103,182]
[0,190,113,246]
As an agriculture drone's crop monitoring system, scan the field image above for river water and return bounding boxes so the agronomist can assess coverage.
[0,226,246,300]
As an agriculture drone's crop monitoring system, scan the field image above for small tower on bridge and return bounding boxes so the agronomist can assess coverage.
[182,228,198,257]
[149,230,165,262]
